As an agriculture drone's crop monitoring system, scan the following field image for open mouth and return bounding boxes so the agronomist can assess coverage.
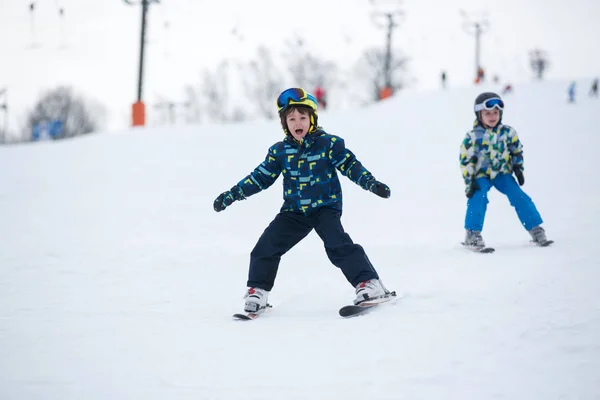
[294,129,304,135]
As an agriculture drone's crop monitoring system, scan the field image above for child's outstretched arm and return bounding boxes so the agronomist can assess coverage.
[329,137,391,198]
[213,144,283,212]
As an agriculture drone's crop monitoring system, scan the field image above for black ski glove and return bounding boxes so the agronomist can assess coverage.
[367,180,391,198]
[513,165,524,186]
[465,180,480,199]
[213,186,245,212]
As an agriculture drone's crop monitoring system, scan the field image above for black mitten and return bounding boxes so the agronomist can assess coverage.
[213,191,235,212]
[513,165,525,186]
[367,180,391,198]
[213,186,245,212]
[466,180,480,199]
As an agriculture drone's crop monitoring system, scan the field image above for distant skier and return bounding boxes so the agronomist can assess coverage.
[314,85,327,110]
[459,92,551,249]
[589,78,598,97]
[213,88,392,314]
[568,81,576,103]
[475,67,486,84]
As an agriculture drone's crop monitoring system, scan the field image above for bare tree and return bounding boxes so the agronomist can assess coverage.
[529,49,550,80]
[230,107,246,123]
[283,34,339,92]
[355,47,409,102]
[183,85,202,124]
[199,60,232,123]
[24,86,105,140]
[185,60,249,124]
[242,46,284,120]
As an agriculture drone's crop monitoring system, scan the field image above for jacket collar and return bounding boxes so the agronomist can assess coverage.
[473,120,503,133]
[284,129,324,147]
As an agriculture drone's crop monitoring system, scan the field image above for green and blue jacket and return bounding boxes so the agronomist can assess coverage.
[459,121,524,188]
[235,129,376,214]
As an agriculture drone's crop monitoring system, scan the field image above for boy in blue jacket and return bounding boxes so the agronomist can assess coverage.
[214,88,392,313]
[459,92,552,249]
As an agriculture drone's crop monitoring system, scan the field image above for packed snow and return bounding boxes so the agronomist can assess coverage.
[1,80,599,400]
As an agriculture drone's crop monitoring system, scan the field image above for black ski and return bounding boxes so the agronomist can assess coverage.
[462,243,495,253]
[339,291,397,318]
[232,313,259,320]
[232,304,272,321]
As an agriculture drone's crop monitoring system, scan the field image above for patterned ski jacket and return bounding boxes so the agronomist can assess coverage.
[234,129,376,214]
[459,121,524,188]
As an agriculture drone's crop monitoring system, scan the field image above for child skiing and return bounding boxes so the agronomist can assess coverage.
[459,92,552,250]
[213,88,393,315]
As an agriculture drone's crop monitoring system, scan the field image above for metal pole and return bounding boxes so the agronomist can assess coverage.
[125,0,159,126]
[372,6,403,91]
[58,8,65,49]
[384,14,393,88]
[137,0,148,102]
[475,23,480,79]
[462,15,489,82]
[29,3,36,48]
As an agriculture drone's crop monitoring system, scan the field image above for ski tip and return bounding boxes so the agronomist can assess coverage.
[462,243,495,253]
[339,305,371,318]
[232,313,254,321]
[538,240,554,247]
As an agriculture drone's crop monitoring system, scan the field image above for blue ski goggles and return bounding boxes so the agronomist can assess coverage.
[474,97,504,112]
[276,88,318,112]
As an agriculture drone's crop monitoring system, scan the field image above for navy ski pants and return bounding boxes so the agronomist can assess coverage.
[247,208,379,291]
[465,173,543,232]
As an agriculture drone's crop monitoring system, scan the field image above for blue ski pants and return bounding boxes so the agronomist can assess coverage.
[465,173,543,232]
[247,208,379,291]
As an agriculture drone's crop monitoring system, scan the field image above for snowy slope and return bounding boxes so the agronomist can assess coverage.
[0,81,599,400]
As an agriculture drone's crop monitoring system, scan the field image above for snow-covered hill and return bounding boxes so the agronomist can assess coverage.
[1,80,599,400]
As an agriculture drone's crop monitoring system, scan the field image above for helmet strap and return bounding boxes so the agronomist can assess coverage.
[309,113,318,133]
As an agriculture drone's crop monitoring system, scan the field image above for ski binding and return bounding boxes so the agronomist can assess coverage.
[339,291,397,318]
[233,304,272,321]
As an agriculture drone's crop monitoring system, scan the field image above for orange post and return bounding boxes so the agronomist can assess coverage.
[379,86,393,100]
[132,101,146,127]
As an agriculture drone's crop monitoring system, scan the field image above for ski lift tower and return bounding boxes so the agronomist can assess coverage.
[124,0,161,127]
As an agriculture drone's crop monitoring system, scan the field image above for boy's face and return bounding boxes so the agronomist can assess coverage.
[286,109,311,141]
[480,109,500,128]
